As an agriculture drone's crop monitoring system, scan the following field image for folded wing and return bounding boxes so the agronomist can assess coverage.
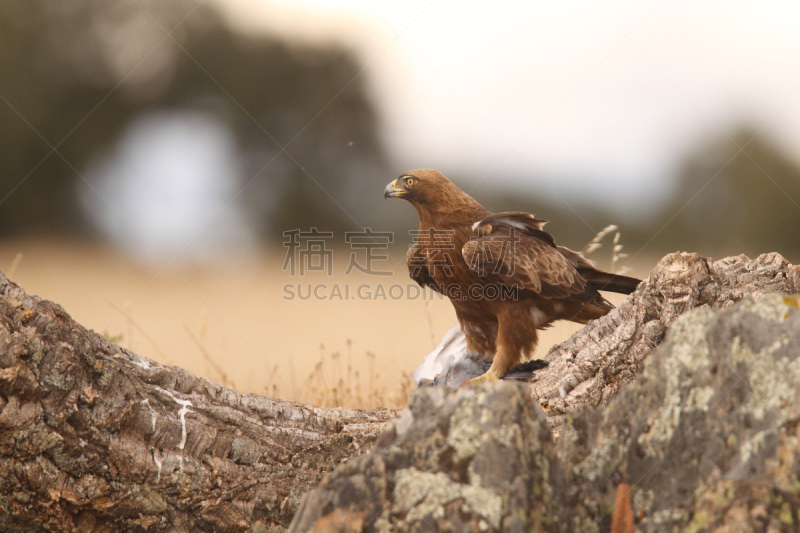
[463,217,612,307]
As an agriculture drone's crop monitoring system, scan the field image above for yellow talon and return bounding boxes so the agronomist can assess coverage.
[465,369,503,385]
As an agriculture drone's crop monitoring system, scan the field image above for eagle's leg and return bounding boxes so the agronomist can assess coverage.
[467,345,517,383]
[467,308,536,384]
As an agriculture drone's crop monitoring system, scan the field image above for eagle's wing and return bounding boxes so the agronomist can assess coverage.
[462,222,595,301]
[556,245,596,270]
[406,243,441,293]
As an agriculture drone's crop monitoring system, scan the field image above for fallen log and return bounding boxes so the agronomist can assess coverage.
[0,252,797,531]
[291,264,800,532]
[531,251,800,434]
[0,272,394,532]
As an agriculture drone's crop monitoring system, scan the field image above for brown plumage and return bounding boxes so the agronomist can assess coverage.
[385,169,641,383]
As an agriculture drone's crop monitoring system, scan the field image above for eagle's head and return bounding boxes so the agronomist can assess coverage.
[384,169,484,219]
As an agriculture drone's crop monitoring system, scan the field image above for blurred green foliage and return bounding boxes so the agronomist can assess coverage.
[0,1,797,263]
[0,0,386,239]
[473,126,800,265]
[656,128,800,260]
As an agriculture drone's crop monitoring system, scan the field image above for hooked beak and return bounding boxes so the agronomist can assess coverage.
[384,179,405,199]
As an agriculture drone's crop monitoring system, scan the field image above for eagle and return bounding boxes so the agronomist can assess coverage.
[384,169,641,384]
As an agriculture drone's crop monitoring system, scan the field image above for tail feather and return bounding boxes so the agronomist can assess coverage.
[579,268,641,295]
[558,246,641,295]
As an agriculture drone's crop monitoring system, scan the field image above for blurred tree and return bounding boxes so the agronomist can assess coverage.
[649,127,800,262]
[464,126,800,268]
[0,0,386,241]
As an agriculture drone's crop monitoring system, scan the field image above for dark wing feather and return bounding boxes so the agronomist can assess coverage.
[474,212,549,232]
[558,246,641,294]
[406,243,441,293]
[556,246,596,270]
[473,212,555,247]
[462,224,591,300]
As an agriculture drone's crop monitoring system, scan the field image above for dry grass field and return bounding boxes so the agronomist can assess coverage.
[0,240,649,409]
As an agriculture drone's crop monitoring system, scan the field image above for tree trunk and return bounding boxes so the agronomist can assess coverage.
[291,292,800,532]
[0,272,394,532]
[0,252,797,532]
[531,252,800,435]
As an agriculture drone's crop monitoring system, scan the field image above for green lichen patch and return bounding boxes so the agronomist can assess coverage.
[294,286,800,533]
[393,468,504,529]
[135,485,168,515]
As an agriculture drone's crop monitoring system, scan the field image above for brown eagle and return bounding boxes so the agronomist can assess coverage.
[384,169,641,383]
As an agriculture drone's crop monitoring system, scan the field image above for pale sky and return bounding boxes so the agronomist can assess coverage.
[210,0,800,210]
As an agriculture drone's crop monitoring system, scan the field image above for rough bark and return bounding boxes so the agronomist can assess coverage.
[0,272,394,532]
[291,292,800,532]
[532,251,800,434]
[1,252,798,532]
[557,292,800,532]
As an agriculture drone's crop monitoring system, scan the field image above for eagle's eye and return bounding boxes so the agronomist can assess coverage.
[405,177,414,187]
